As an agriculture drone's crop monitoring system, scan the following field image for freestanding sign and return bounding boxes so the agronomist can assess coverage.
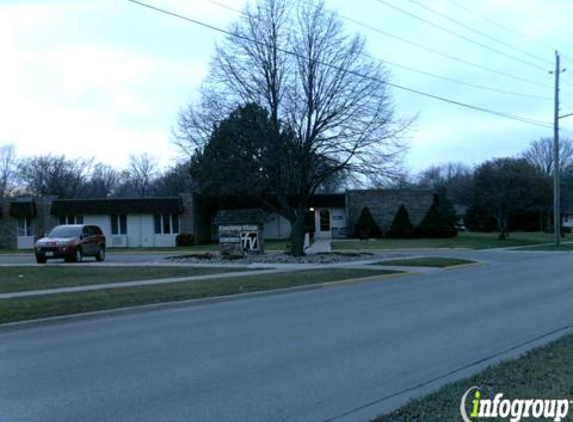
[219,224,264,258]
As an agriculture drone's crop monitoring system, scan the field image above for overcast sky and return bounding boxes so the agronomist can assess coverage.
[2,0,573,175]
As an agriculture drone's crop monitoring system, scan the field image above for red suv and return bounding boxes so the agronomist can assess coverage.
[34,224,106,264]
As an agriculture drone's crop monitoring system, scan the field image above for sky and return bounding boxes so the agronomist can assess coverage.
[2,0,573,176]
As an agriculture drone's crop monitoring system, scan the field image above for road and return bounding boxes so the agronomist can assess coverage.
[2,250,573,422]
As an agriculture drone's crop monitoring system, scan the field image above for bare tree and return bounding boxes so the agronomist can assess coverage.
[81,164,120,198]
[0,143,18,197]
[17,154,94,198]
[176,0,409,255]
[417,162,474,205]
[124,152,159,197]
[523,137,573,176]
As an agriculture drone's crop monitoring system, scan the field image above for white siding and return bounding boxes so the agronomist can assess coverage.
[264,213,291,239]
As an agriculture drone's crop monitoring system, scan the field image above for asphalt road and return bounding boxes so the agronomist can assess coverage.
[2,250,573,422]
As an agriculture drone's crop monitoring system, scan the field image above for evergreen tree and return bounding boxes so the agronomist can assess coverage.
[355,207,383,238]
[386,204,414,238]
[415,203,458,238]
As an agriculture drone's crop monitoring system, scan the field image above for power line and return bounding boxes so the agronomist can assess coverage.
[202,0,552,101]
[440,0,556,53]
[122,0,554,130]
[380,59,552,101]
[372,0,550,72]
[300,1,552,90]
[401,0,553,67]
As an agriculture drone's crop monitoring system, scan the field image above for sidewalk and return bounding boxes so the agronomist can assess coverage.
[305,239,331,254]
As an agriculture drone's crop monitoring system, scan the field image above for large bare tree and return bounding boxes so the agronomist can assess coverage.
[176,0,409,255]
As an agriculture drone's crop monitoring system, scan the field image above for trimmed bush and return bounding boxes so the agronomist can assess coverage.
[386,204,414,238]
[175,233,195,247]
[415,203,458,238]
[355,207,383,239]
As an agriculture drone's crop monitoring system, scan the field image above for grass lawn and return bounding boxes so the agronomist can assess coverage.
[515,243,573,252]
[333,232,555,251]
[0,268,399,323]
[373,333,573,421]
[0,266,250,293]
[373,257,475,268]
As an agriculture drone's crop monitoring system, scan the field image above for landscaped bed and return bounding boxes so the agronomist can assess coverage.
[372,333,573,421]
[0,266,250,293]
[372,257,475,268]
[0,268,400,323]
[167,251,376,264]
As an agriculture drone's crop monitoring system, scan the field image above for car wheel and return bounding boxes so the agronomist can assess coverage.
[74,247,83,263]
[96,245,106,262]
[36,254,47,264]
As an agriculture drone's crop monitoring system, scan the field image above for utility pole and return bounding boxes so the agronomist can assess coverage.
[553,50,561,247]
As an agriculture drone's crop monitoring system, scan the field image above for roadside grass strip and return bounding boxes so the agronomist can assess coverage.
[0,268,399,323]
[0,266,251,293]
[333,232,554,251]
[372,257,475,268]
[514,244,573,252]
[372,333,573,422]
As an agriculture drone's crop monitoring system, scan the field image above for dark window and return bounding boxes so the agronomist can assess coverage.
[120,215,127,235]
[172,214,179,234]
[93,226,103,235]
[320,210,330,232]
[162,213,171,234]
[111,214,127,235]
[17,217,32,237]
[111,215,118,235]
[61,215,83,225]
[154,214,161,234]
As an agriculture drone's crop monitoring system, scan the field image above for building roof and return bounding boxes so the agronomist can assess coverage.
[51,197,184,216]
[309,194,345,208]
[9,200,36,218]
[214,209,267,225]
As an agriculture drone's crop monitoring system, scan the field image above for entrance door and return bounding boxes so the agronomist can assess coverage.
[315,209,331,239]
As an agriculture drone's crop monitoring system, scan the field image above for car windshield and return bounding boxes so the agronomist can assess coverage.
[48,226,82,238]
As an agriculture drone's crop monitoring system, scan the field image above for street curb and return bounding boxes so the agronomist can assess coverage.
[0,271,410,332]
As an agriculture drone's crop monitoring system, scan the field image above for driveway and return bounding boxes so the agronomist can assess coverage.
[1,250,573,421]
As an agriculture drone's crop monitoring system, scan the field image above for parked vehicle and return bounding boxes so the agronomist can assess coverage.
[34,224,106,264]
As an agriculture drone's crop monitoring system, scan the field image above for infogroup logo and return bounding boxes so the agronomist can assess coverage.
[460,386,571,422]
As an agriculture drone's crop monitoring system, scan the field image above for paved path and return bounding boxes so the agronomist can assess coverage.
[306,238,332,254]
[2,250,573,422]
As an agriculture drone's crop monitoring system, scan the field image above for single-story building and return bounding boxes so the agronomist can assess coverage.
[0,189,438,249]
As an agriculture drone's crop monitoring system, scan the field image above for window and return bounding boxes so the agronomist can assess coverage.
[154,214,180,234]
[111,214,127,235]
[17,217,33,237]
[319,210,330,232]
[59,215,83,225]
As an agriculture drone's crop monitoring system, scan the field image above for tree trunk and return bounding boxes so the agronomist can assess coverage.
[497,216,509,240]
[290,205,307,257]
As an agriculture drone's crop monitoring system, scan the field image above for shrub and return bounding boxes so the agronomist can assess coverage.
[415,203,458,238]
[386,204,414,238]
[175,232,195,247]
[355,207,383,239]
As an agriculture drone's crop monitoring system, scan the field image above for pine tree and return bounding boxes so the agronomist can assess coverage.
[355,207,383,239]
[415,203,458,238]
[386,204,414,238]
